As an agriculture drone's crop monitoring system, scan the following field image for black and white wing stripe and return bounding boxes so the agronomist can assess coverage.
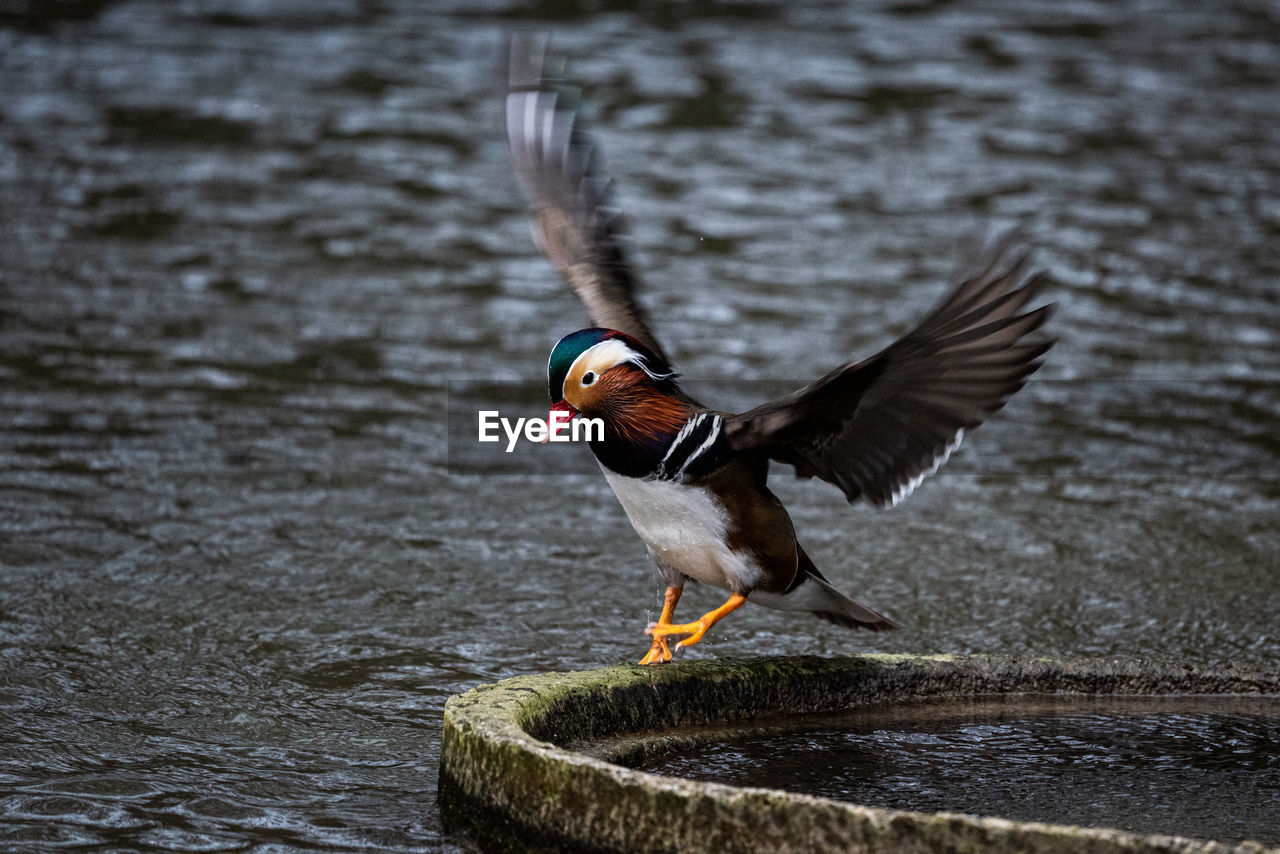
[725,237,1054,508]
[654,413,724,481]
[507,33,670,364]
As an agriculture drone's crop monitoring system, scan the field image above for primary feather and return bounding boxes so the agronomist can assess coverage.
[724,238,1054,508]
[507,33,670,364]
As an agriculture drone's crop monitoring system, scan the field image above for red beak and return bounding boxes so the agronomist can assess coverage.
[542,400,578,443]
[549,399,578,418]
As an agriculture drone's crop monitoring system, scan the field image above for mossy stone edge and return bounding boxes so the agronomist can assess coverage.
[438,654,1280,854]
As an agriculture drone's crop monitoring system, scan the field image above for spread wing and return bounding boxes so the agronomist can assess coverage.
[724,237,1054,508]
[506,33,670,364]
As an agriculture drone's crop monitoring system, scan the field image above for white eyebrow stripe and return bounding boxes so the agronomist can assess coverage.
[570,339,644,376]
[559,338,641,398]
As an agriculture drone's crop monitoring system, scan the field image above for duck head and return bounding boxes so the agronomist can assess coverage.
[546,328,689,442]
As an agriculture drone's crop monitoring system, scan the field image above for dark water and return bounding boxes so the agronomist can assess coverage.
[640,697,1280,845]
[0,0,1277,850]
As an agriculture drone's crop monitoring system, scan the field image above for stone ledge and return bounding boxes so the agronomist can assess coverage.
[438,654,1280,854]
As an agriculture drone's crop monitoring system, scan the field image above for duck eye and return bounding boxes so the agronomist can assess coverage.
[581,371,596,386]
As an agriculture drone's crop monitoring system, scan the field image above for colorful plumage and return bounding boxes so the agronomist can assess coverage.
[508,34,1055,665]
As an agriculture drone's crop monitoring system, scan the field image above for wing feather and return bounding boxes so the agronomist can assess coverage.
[507,34,670,363]
[725,238,1054,508]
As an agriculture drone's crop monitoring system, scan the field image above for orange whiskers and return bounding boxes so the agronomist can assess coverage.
[600,369,691,443]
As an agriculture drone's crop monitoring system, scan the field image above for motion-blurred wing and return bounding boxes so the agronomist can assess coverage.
[725,238,1054,508]
[507,33,670,364]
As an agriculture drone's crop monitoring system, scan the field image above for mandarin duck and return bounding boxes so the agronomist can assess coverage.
[507,34,1054,665]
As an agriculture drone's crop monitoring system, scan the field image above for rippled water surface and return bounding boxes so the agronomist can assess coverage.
[640,697,1280,845]
[1,0,1278,850]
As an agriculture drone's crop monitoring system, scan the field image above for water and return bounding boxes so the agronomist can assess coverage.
[0,0,1277,850]
[639,697,1280,845]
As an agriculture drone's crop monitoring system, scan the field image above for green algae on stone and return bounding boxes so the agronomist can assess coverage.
[439,654,1280,854]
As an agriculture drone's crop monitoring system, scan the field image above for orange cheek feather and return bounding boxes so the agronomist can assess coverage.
[596,370,690,443]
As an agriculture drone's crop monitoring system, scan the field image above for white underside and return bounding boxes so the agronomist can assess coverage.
[601,466,765,592]
[750,578,832,613]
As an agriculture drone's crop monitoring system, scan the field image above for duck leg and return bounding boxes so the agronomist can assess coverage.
[638,586,683,665]
[645,592,747,654]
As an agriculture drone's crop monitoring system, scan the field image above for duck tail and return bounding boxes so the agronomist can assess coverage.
[749,548,898,631]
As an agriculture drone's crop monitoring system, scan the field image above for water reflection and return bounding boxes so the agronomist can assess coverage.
[640,697,1280,845]
[0,0,1277,850]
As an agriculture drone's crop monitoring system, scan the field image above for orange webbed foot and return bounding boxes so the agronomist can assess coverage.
[645,618,708,649]
[637,636,672,665]
[637,585,684,665]
[642,592,748,656]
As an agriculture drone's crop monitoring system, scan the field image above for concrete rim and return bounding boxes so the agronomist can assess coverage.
[438,654,1280,853]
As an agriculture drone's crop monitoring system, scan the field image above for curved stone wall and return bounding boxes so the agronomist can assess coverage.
[438,654,1280,853]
